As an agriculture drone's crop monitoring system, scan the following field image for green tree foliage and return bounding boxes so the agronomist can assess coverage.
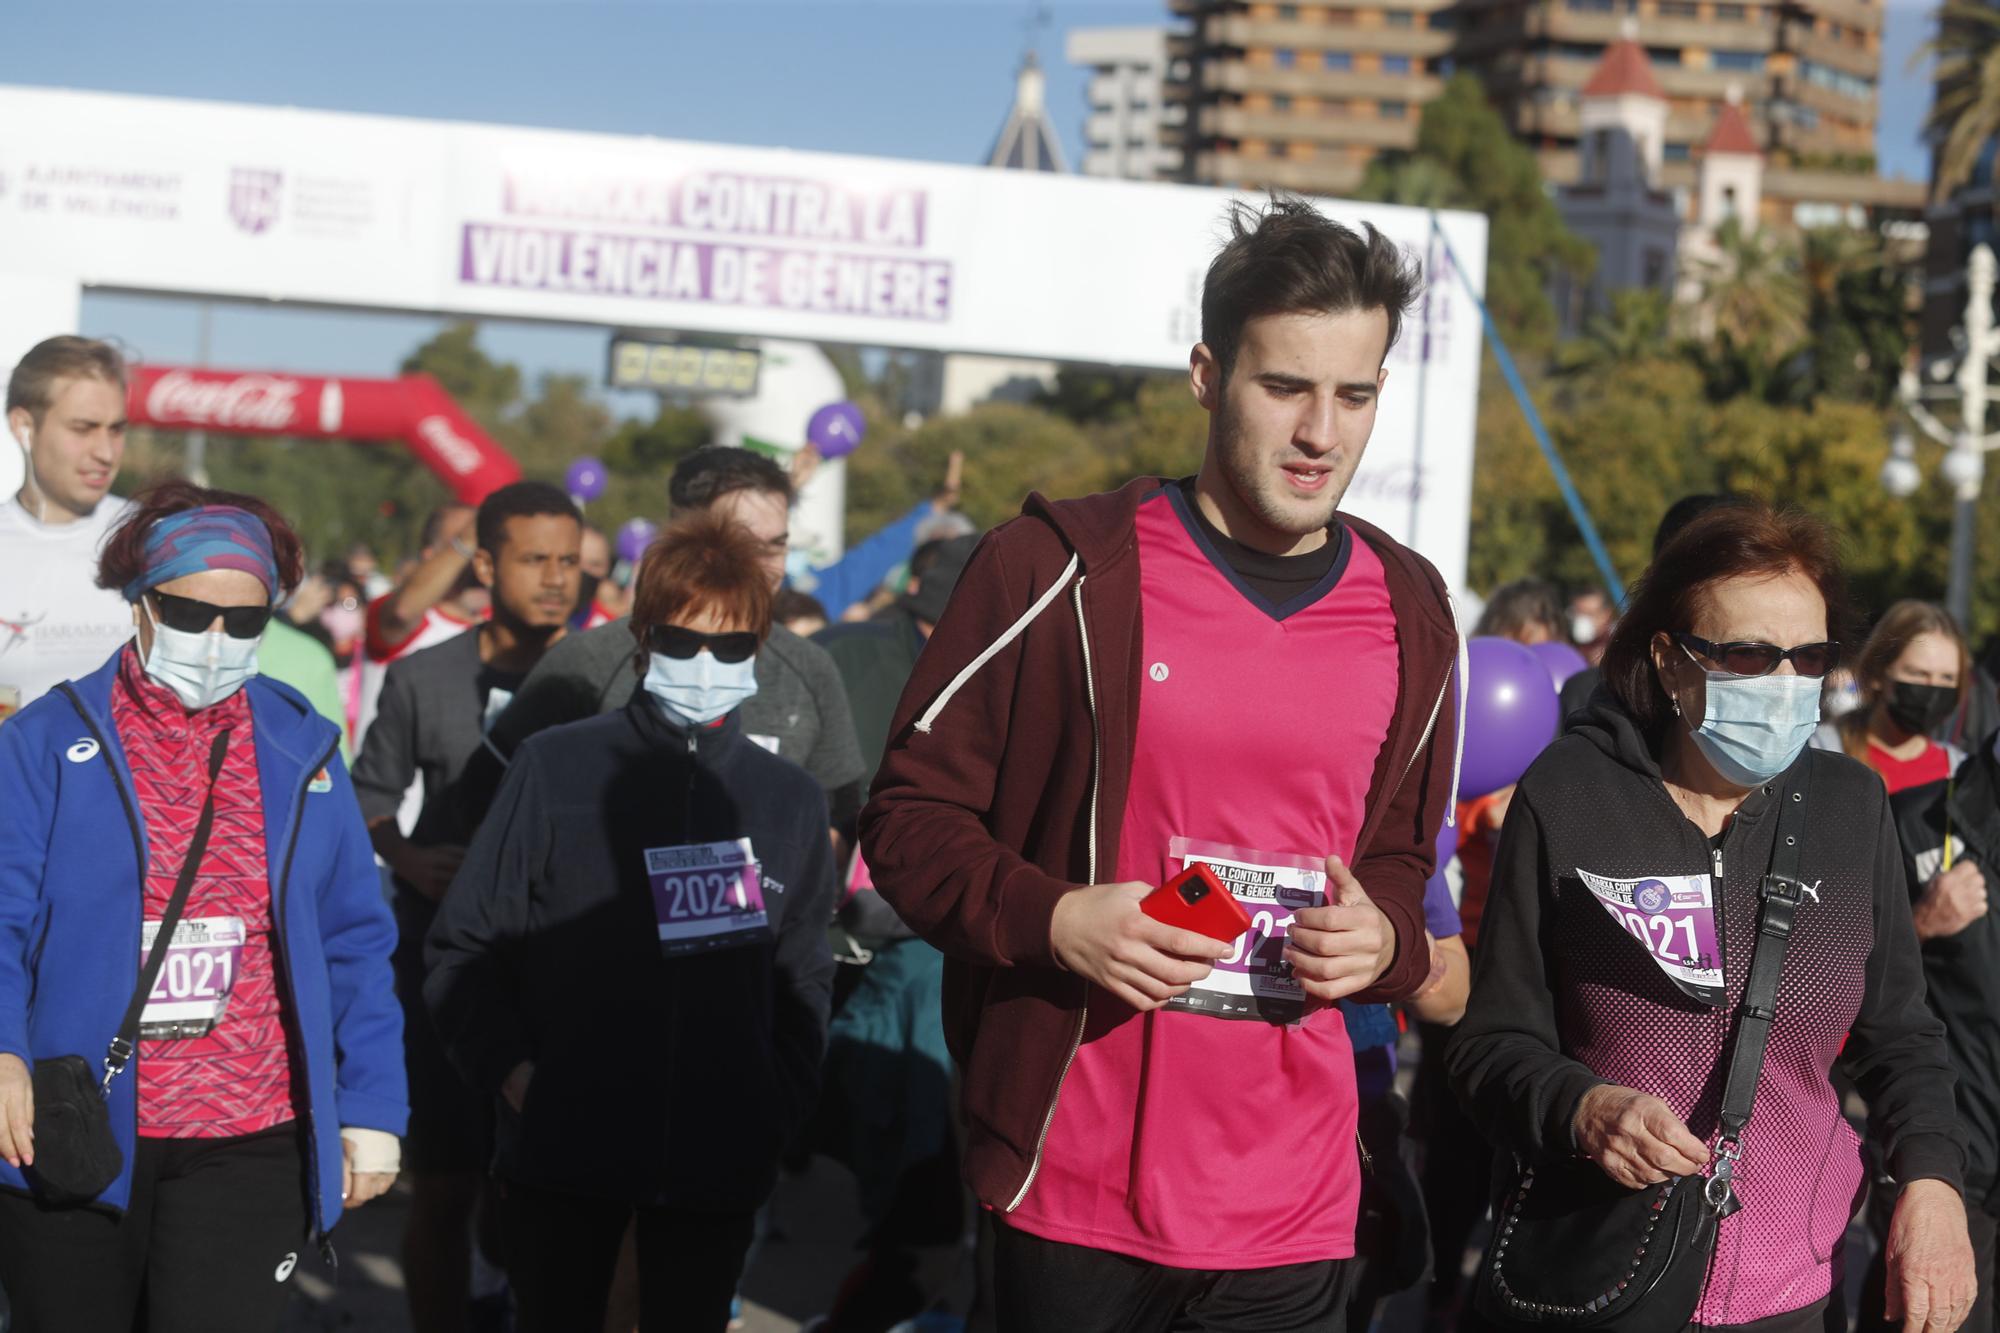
[1924,0,2000,200]
[1358,73,1596,355]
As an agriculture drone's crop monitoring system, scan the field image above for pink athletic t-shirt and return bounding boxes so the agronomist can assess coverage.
[1006,485,1402,1270]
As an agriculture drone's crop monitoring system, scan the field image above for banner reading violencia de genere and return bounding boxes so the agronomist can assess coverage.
[0,84,1488,586]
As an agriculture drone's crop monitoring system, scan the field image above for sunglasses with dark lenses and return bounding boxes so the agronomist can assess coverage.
[647,625,759,664]
[1676,632,1841,679]
[150,590,274,640]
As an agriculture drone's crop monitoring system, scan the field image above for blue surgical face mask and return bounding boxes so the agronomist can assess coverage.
[643,649,758,727]
[1685,664,1823,787]
[141,600,261,711]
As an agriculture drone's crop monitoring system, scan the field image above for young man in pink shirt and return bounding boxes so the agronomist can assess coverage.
[860,198,1463,1329]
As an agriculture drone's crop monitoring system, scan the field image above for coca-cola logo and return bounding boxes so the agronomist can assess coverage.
[145,372,303,432]
[415,415,482,476]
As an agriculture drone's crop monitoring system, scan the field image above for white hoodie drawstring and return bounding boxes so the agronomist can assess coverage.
[913,553,1082,735]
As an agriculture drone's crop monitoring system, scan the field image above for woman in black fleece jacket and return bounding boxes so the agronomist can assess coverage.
[1449,502,1972,1333]
[425,514,836,1333]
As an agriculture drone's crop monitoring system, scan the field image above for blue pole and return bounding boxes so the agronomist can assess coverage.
[1428,215,1627,607]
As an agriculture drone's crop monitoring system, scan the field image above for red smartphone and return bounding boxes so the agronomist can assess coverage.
[1140,863,1252,944]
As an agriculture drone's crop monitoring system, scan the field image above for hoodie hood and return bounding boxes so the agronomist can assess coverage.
[1566,680,1671,784]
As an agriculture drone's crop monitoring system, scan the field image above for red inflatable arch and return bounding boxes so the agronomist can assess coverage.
[127,365,521,504]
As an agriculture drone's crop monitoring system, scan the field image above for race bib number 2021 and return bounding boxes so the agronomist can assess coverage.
[1167,837,1328,1025]
[1577,868,1723,1005]
[647,838,770,956]
[140,915,245,1038]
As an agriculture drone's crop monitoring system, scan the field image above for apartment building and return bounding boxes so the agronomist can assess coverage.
[1067,26,1189,178]
[1164,0,1921,225]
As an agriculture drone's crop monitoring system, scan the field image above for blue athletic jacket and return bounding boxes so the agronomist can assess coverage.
[0,650,407,1240]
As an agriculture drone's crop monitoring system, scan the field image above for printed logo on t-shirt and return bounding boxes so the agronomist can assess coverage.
[1149,662,1170,682]
[1577,867,1723,1005]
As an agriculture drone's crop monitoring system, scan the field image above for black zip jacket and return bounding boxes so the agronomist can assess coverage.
[1447,693,1962,1321]
[424,696,837,1211]
[1890,739,2000,1213]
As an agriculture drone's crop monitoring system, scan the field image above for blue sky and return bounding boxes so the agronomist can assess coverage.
[1,0,1938,402]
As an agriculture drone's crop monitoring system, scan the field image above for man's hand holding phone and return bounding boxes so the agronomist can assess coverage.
[1050,881,1235,1012]
[1284,855,1396,1001]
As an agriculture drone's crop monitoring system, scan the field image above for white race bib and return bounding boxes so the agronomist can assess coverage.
[1577,868,1723,1005]
[140,915,245,1038]
[1167,836,1327,1024]
[645,838,771,956]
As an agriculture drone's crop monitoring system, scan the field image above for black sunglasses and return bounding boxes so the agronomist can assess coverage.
[647,624,759,665]
[149,590,274,641]
[1676,632,1841,679]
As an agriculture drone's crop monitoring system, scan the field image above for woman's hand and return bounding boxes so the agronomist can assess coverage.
[1884,1179,1977,1333]
[0,1054,30,1169]
[340,1128,399,1207]
[1571,1084,1709,1188]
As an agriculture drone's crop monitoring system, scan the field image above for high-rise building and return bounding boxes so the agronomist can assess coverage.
[1163,0,1921,227]
[1067,26,1189,179]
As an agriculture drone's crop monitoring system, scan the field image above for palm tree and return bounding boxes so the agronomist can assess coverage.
[1683,216,1809,351]
[1558,289,1675,374]
[1925,0,2000,200]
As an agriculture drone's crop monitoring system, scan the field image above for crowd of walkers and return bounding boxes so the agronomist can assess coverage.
[0,194,1994,1333]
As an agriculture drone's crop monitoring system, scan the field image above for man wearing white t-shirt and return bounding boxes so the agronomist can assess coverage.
[0,337,133,721]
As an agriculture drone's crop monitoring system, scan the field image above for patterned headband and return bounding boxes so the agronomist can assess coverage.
[122,505,281,605]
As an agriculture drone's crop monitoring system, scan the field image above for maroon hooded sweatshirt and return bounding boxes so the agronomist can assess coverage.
[859,477,1463,1217]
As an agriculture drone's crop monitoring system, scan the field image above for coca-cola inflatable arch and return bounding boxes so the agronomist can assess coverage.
[129,366,520,504]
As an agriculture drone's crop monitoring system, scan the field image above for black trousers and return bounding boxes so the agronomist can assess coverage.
[0,1124,310,1333]
[991,1219,1360,1333]
[497,1178,756,1333]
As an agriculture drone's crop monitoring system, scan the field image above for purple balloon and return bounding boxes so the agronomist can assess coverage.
[565,456,608,502]
[1459,637,1562,799]
[616,518,658,566]
[806,402,867,459]
[1528,640,1590,688]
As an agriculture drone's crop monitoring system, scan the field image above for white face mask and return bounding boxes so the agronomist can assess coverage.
[642,649,758,727]
[142,601,262,711]
[1571,612,1601,645]
[1685,668,1822,788]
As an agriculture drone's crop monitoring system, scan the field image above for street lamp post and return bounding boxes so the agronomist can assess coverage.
[1885,243,2000,630]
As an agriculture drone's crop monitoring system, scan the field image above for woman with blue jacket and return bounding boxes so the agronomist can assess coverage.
[0,480,407,1333]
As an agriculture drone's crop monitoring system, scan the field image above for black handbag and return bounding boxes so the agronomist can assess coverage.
[28,730,230,1207]
[1474,760,1814,1332]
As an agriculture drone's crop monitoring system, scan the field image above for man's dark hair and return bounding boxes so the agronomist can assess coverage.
[1652,493,1748,557]
[476,481,581,554]
[1200,195,1424,387]
[669,446,795,516]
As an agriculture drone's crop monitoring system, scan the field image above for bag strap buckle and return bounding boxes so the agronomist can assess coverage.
[100,1037,134,1096]
[1704,1137,1743,1215]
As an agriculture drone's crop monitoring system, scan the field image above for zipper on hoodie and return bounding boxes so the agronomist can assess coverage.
[270,735,341,1262]
[1004,576,1097,1214]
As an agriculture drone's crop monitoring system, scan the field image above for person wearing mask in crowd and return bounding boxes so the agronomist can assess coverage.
[347,541,392,600]
[352,481,581,1333]
[448,446,864,841]
[425,512,836,1333]
[862,198,1459,1330]
[807,531,979,1331]
[0,336,133,722]
[1880,631,2000,1333]
[1472,578,1564,645]
[1567,587,1615,666]
[1816,600,1969,795]
[0,480,407,1331]
[571,524,625,632]
[1450,499,1973,1333]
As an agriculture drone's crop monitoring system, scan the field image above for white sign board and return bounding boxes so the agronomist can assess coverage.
[0,85,1487,584]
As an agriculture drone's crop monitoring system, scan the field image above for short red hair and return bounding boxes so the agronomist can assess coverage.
[628,511,774,671]
[97,480,306,601]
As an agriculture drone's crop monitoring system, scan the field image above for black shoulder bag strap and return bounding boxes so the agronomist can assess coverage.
[100,728,231,1095]
[1704,756,1815,1215]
